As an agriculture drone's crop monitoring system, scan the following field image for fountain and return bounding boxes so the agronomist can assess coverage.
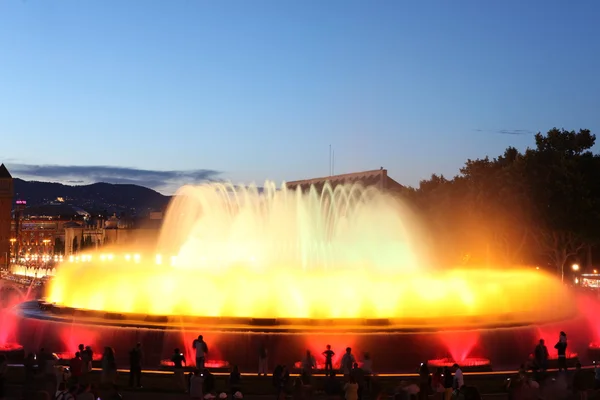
[14,182,578,371]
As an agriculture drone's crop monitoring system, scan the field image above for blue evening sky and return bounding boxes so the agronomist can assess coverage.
[0,0,598,193]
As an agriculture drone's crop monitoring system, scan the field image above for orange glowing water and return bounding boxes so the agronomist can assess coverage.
[46,182,575,326]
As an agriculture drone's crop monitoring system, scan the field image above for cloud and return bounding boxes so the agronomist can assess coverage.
[496,129,534,135]
[6,163,221,194]
[474,128,534,136]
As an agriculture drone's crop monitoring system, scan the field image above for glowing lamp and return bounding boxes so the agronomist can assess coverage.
[572,264,580,271]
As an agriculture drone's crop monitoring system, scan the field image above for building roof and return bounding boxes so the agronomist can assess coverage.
[0,164,11,179]
[286,168,407,194]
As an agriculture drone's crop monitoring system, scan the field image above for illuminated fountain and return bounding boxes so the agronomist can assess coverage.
[15,182,578,371]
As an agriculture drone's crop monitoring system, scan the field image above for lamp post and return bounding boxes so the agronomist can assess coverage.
[572,264,580,286]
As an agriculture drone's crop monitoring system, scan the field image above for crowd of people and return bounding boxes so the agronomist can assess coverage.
[3,330,600,400]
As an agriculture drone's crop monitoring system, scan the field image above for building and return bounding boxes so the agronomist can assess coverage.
[286,168,407,194]
[0,164,13,268]
[63,213,163,255]
[10,217,73,259]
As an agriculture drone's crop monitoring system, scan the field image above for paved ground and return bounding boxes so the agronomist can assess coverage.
[1,365,595,400]
[2,384,511,400]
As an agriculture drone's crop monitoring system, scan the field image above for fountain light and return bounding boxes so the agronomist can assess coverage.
[427,357,491,371]
[44,181,577,324]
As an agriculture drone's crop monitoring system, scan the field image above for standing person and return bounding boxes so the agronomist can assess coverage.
[594,361,600,390]
[69,352,83,385]
[301,350,316,377]
[193,335,208,371]
[344,376,359,400]
[258,343,268,376]
[351,363,366,400]
[452,364,464,392]
[442,367,453,400]
[341,348,356,377]
[362,353,373,391]
[418,362,430,400]
[555,331,568,372]
[0,354,7,400]
[533,339,549,380]
[101,347,117,385]
[322,345,335,377]
[190,369,204,400]
[572,363,587,400]
[128,343,143,388]
[230,365,242,397]
[431,368,444,400]
[171,348,187,392]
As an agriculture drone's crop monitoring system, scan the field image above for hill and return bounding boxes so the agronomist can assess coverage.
[13,179,170,216]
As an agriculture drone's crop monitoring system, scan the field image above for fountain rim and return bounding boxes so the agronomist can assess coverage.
[16,300,575,334]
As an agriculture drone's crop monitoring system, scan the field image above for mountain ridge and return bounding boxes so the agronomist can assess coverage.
[13,178,170,216]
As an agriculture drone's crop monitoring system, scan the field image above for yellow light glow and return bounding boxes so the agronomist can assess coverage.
[572,264,580,271]
[125,254,131,261]
[46,182,576,327]
[46,263,574,324]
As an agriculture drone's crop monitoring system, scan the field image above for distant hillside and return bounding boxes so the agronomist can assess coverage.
[13,179,170,216]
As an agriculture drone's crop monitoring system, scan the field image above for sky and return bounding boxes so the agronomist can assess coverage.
[0,0,598,194]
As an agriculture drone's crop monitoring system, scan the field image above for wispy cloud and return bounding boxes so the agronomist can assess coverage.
[6,163,221,194]
[474,128,534,136]
[496,129,534,135]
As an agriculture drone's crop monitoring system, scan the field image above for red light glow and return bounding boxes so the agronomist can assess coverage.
[427,357,491,368]
[577,295,600,344]
[295,336,358,371]
[178,331,223,368]
[438,331,480,362]
[0,343,24,352]
[59,325,99,355]
[55,351,102,361]
[160,359,229,369]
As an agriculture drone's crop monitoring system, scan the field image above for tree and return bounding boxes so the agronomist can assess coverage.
[413,127,599,278]
[535,230,586,282]
[522,128,600,278]
[459,147,533,265]
[72,236,79,254]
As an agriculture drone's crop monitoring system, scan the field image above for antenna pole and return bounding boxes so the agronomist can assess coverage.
[329,145,332,176]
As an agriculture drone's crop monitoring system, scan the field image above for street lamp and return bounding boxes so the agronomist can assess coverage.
[572,264,580,271]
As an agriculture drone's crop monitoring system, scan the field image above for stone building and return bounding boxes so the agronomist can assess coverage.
[0,164,13,268]
[286,168,407,194]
